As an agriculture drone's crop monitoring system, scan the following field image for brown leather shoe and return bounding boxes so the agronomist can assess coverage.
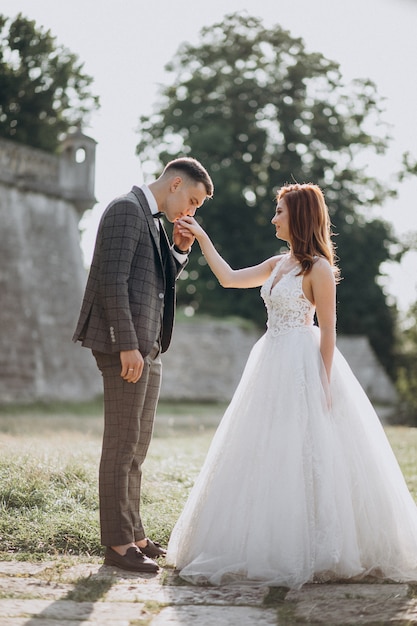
[139,539,167,558]
[104,547,159,572]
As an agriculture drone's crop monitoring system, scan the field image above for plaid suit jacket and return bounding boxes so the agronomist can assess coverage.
[73,186,185,356]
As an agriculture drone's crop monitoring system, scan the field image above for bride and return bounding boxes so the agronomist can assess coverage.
[166,183,417,589]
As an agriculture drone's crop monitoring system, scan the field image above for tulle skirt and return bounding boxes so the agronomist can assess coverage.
[166,327,417,589]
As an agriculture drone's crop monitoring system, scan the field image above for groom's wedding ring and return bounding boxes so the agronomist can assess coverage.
[128,368,134,371]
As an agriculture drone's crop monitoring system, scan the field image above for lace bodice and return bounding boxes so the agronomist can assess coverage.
[261,260,315,336]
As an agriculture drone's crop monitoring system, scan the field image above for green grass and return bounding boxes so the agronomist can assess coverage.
[0,402,222,559]
[0,403,416,560]
[381,426,417,499]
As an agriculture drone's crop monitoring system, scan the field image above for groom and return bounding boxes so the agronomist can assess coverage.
[73,157,214,572]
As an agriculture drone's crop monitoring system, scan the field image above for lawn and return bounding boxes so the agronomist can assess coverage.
[0,400,416,560]
[0,401,223,559]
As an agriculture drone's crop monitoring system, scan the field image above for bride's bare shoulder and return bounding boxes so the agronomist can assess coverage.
[311,256,331,269]
[311,257,335,282]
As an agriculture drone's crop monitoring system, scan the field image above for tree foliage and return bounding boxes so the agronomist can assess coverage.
[136,12,403,370]
[0,13,99,152]
[401,152,417,179]
[395,302,417,424]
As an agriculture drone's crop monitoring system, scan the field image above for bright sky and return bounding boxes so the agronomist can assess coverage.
[3,0,417,311]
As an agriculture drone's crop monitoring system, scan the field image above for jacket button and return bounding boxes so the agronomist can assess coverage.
[159,293,164,299]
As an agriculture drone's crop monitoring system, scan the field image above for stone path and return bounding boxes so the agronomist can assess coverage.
[1,559,417,625]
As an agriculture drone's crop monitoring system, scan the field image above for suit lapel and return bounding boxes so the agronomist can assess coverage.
[131,186,162,257]
[131,186,175,275]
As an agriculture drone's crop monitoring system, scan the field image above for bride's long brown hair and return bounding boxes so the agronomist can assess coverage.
[277,183,340,282]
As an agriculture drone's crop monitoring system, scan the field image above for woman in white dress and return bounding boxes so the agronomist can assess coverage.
[167,183,417,589]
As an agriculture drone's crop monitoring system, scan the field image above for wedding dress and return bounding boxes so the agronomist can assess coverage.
[166,257,417,589]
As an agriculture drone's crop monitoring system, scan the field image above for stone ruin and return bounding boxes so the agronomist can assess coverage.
[0,130,101,404]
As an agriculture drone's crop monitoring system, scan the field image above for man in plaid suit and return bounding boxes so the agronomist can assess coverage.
[73,157,214,572]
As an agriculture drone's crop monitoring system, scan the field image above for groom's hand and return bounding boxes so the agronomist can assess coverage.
[120,349,144,383]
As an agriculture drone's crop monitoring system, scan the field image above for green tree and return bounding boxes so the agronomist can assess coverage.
[0,13,99,152]
[400,152,417,179]
[136,12,403,371]
[396,302,417,424]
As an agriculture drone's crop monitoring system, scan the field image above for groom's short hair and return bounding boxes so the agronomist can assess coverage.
[163,157,214,198]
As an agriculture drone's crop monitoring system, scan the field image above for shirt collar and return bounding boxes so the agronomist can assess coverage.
[140,184,159,217]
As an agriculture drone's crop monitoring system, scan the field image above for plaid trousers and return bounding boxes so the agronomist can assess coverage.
[93,343,162,546]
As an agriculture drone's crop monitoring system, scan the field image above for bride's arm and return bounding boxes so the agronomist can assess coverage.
[176,216,278,289]
[310,258,336,382]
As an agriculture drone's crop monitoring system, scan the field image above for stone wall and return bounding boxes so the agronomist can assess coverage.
[0,132,97,214]
[336,335,397,405]
[160,319,261,402]
[0,134,101,404]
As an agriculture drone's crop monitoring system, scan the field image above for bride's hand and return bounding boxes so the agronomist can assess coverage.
[176,216,206,241]
[172,220,195,251]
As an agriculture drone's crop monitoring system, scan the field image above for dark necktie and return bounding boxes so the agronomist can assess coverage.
[154,211,164,219]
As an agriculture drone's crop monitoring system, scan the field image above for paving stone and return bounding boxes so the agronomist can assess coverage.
[151,605,278,625]
[0,598,152,623]
[0,617,132,626]
[286,583,415,624]
[52,562,104,582]
[105,578,268,607]
[0,576,72,600]
[0,617,86,626]
[0,562,56,576]
[2,560,417,625]
[60,562,159,582]
[287,582,409,602]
